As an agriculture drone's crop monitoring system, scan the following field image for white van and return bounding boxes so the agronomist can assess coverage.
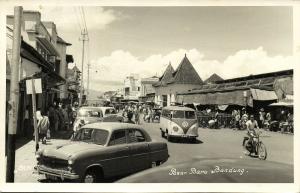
[159,106,199,142]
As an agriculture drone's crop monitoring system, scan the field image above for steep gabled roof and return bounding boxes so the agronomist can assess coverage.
[204,73,223,84]
[171,54,203,84]
[159,63,175,83]
[72,66,81,72]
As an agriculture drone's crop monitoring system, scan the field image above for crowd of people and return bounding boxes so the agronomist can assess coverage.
[30,101,79,143]
[121,104,161,124]
[196,105,293,133]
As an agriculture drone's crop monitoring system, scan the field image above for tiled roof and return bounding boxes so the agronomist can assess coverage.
[204,73,223,84]
[171,54,203,84]
[160,63,175,83]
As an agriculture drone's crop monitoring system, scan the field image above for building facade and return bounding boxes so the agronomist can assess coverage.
[6,10,71,136]
[122,73,141,100]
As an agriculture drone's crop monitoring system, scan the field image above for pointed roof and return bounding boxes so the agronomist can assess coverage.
[72,66,81,73]
[204,73,223,84]
[171,54,203,84]
[159,63,175,83]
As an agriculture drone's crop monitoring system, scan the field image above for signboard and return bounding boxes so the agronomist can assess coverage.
[26,78,42,94]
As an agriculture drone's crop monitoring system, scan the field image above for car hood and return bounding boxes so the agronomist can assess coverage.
[117,157,293,183]
[42,142,104,160]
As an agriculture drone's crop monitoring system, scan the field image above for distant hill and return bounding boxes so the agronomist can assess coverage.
[87,89,104,100]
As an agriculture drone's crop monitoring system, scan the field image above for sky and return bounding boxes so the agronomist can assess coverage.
[15,6,294,91]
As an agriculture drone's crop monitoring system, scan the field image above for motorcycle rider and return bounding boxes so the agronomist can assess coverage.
[243,115,260,155]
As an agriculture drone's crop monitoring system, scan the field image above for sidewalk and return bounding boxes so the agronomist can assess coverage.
[14,138,68,182]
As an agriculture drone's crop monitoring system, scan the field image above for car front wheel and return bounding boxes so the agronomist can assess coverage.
[83,170,102,183]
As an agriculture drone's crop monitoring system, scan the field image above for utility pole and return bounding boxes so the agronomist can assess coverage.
[6,6,22,182]
[79,28,88,106]
[87,63,91,101]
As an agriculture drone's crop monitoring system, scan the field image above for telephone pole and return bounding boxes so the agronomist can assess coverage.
[79,28,88,106]
[6,6,22,182]
[87,63,91,101]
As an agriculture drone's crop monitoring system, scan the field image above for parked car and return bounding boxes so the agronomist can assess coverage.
[99,106,124,122]
[118,157,293,183]
[73,106,123,132]
[35,122,169,182]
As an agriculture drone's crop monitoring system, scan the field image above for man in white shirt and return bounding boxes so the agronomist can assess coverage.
[243,115,260,154]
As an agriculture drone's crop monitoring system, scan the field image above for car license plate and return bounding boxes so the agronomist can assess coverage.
[46,174,58,181]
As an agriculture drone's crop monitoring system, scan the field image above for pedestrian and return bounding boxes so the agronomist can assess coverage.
[24,105,31,138]
[51,102,60,134]
[264,112,271,130]
[62,104,69,130]
[134,107,140,124]
[235,110,241,130]
[37,110,50,144]
[57,102,64,130]
[48,104,55,133]
[126,111,135,124]
[259,108,266,128]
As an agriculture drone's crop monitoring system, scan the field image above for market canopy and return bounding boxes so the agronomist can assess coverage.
[250,88,277,101]
[177,88,278,107]
[177,90,249,106]
[269,101,293,107]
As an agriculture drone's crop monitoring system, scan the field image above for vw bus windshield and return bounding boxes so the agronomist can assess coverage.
[172,110,185,119]
[185,111,196,119]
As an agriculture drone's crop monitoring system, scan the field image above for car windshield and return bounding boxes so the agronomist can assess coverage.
[172,110,185,119]
[72,128,108,145]
[185,111,196,119]
[77,109,101,117]
[105,108,116,115]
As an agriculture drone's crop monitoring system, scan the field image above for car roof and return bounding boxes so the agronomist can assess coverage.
[98,106,115,110]
[81,122,143,132]
[117,157,293,183]
[162,105,195,111]
[78,106,102,110]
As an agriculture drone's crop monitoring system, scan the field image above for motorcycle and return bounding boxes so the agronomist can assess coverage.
[243,130,267,160]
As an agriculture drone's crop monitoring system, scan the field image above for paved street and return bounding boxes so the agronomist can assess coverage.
[14,121,293,182]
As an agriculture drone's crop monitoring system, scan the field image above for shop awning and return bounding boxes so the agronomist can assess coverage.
[177,90,249,106]
[269,101,293,107]
[250,88,277,101]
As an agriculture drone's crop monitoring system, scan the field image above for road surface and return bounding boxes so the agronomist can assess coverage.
[14,121,293,182]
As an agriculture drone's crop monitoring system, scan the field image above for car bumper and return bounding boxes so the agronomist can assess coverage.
[169,134,198,138]
[35,165,80,180]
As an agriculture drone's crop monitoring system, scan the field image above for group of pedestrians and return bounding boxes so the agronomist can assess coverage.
[32,101,78,144]
[121,104,159,124]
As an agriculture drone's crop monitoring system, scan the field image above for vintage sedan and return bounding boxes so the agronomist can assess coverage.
[73,106,123,132]
[98,106,123,122]
[35,122,169,182]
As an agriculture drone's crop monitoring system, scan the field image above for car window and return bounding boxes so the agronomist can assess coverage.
[185,111,196,119]
[105,108,116,115]
[172,110,185,119]
[78,109,102,117]
[92,129,109,145]
[128,129,146,143]
[72,128,108,145]
[109,130,127,146]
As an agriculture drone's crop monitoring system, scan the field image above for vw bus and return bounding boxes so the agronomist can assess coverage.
[159,106,199,142]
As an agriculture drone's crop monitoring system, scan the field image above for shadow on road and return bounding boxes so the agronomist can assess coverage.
[168,138,204,144]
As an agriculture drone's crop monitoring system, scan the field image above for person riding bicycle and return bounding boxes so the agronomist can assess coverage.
[243,115,260,154]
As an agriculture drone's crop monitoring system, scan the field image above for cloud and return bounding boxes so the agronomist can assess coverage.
[21,6,122,32]
[86,47,294,91]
